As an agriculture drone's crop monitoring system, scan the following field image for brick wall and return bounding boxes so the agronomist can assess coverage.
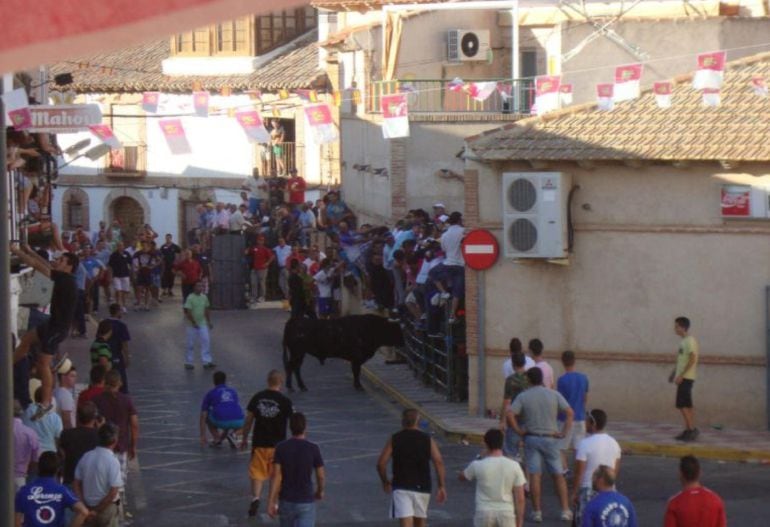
[390,138,408,220]
[464,168,480,414]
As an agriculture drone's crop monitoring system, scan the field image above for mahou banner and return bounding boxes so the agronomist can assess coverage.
[692,51,726,90]
[653,81,673,109]
[381,93,409,139]
[614,63,643,102]
[159,119,191,155]
[596,83,614,111]
[88,124,122,149]
[235,110,270,143]
[304,103,337,144]
[534,75,561,116]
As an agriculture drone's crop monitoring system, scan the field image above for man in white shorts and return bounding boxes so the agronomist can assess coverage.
[108,242,133,311]
[377,409,447,527]
[460,428,526,527]
[570,409,621,525]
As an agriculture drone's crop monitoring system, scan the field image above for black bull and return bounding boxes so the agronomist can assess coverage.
[282,314,404,391]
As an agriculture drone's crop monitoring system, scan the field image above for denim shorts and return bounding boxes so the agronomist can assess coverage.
[279,501,315,527]
[524,435,563,475]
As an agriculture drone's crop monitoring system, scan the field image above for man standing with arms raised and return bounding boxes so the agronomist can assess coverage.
[377,409,447,527]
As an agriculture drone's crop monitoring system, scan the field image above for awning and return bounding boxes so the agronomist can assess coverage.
[0,0,304,73]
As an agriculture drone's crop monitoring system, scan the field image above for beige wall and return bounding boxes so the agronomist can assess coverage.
[467,159,770,429]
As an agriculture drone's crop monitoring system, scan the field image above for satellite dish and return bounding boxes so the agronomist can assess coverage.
[84,143,112,161]
[461,32,480,58]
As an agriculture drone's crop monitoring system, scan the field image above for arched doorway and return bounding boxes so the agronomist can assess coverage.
[110,196,144,242]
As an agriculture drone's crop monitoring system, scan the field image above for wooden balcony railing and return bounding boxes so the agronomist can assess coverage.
[366,79,536,114]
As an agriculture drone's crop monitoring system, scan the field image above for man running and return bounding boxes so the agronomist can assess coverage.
[377,409,447,527]
[240,370,294,517]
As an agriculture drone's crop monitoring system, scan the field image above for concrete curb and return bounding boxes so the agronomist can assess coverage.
[362,365,770,463]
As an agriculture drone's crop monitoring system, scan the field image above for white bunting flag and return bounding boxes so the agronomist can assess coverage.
[653,81,673,109]
[468,82,497,102]
[235,110,271,143]
[596,84,614,111]
[497,83,513,101]
[693,51,726,90]
[159,119,192,155]
[447,77,465,93]
[88,124,122,149]
[304,103,337,144]
[559,84,573,106]
[614,63,643,102]
[534,76,561,116]
[381,93,409,139]
[751,77,768,97]
[702,88,721,107]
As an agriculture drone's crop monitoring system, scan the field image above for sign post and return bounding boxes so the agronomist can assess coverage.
[462,229,500,417]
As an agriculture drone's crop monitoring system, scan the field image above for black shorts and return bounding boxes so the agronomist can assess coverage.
[35,323,67,356]
[136,269,152,287]
[675,379,694,408]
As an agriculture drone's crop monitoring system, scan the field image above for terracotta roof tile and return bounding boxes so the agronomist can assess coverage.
[468,52,770,162]
[49,31,326,94]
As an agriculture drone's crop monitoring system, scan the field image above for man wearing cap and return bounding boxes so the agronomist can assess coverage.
[246,236,274,304]
[432,203,448,228]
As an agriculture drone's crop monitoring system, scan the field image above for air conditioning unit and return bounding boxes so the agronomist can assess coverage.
[447,29,491,62]
[502,172,572,259]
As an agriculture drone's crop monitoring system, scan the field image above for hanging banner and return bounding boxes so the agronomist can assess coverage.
[751,77,768,97]
[596,83,614,111]
[653,81,673,109]
[27,104,103,133]
[159,119,191,155]
[2,87,31,129]
[468,81,497,102]
[304,103,337,144]
[88,124,122,149]
[381,93,409,139]
[448,77,465,93]
[559,84,573,106]
[193,91,210,117]
[142,92,160,113]
[702,88,720,107]
[295,89,318,103]
[614,63,643,102]
[692,51,726,90]
[235,110,270,143]
[534,75,561,116]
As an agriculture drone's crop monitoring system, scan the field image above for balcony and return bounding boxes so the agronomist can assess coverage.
[103,145,147,178]
[260,142,297,176]
[366,79,536,115]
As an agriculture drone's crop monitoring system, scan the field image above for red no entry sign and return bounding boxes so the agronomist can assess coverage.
[461,229,499,271]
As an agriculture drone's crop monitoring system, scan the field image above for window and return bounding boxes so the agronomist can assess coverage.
[62,188,89,231]
[215,18,250,55]
[255,8,317,55]
[174,27,211,56]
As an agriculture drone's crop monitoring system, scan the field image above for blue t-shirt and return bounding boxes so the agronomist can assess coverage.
[74,264,87,291]
[557,371,589,421]
[81,257,104,280]
[201,385,244,422]
[15,477,79,527]
[274,437,324,503]
[582,491,637,527]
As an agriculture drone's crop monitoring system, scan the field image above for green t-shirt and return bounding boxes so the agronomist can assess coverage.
[184,293,210,326]
[504,372,530,401]
[90,340,112,366]
[675,335,699,380]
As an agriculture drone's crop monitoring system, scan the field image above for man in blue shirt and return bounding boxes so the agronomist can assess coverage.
[557,350,589,472]
[81,245,105,315]
[200,371,245,448]
[582,466,637,527]
[15,451,90,527]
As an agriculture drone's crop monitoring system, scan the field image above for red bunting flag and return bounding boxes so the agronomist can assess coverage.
[142,92,160,113]
[534,75,561,116]
[751,77,768,97]
[381,93,409,139]
[702,88,720,107]
[88,124,121,149]
[596,83,614,111]
[559,84,573,106]
[2,87,31,130]
[467,82,497,102]
[448,77,465,93]
[614,63,643,102]
[159,119,191,155]
[193,91,210,117]
[693,51,726,90]
[304,103,337,144]
[653,81,673,109]
[235,110,270,143]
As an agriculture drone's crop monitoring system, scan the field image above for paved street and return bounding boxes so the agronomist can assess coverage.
[63,297,770,526]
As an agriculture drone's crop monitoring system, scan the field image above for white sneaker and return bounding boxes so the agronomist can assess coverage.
[560,510,574,522]
[530,511,543,523]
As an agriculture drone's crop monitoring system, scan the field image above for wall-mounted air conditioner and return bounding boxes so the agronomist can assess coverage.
[502,172,571,259]
[447,29,490,62]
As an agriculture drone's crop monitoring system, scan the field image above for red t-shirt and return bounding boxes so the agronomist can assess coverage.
[77,386,105,407]
[174,259,202,285]
[664,487,726,527]
[287,176,306,205]
[249,246,274,270]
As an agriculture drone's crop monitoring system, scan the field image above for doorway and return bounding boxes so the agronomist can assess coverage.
[110,196,145,242]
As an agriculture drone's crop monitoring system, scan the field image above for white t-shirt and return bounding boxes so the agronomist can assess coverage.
[502,355,536,379]
[54,386,76,428]
[575,433,622,489]
[313,269,333,298]
[533,359,555,389]
[463,456,526,513]
[441,224,465,266]
[244,176,268,200]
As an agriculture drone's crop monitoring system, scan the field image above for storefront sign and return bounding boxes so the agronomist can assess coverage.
[27,104,103,133]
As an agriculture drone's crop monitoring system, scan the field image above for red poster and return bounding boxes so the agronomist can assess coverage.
[721,186,751,217]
